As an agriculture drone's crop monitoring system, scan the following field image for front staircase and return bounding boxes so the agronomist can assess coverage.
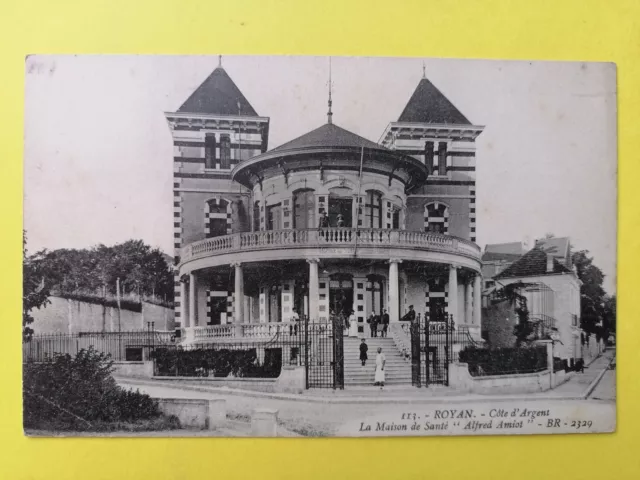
[343,337,412,386]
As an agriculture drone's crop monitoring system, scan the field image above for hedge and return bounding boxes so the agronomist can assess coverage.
[152,347,282,378]
[458,345,547,377]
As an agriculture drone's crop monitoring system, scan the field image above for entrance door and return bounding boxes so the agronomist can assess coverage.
[329,279,354,318]
[328,197,353,227]
[293,189,315,230]
[268,285,281,322]
[365,275,384,319]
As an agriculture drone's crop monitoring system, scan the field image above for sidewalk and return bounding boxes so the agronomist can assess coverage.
[115,349,615,405]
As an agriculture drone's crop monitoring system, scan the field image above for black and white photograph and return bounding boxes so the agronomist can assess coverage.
[23,55,616,437]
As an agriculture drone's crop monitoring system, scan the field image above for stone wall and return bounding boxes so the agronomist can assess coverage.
[31,296,175,334]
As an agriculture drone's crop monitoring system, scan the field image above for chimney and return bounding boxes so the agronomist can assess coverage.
[546,254,554,273]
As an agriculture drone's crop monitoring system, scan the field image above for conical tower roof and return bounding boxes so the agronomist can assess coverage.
[398,77,470,125]
[178,67,258,116]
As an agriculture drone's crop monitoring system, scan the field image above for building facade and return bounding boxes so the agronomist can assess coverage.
[166,63,485,344]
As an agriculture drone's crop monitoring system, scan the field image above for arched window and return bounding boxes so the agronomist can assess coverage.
[424,202,449,234]
[364,190,383,229]
[205,198,231,238]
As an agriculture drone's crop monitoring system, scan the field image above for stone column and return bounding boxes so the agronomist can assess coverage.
[389,258,402,322]
[465,280,473,325]
[233,262,244,324]
[189,272,197,327]
[180,279,188,327]
[448,265,458,325]
[473,273,482,328]
[307,259,319,321]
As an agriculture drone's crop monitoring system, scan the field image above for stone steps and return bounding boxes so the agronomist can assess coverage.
[343,338,411,386]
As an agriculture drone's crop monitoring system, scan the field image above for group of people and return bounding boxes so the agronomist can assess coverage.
[359,340,386,388]
[367,310,390,337]
[318,210,347,228]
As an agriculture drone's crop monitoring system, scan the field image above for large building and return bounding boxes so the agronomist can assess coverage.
[166,60,485,344]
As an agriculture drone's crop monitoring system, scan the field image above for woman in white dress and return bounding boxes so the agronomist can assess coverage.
[374,347,386,388]
[348,310,358,337]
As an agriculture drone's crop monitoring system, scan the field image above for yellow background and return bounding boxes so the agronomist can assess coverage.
[1,1,638,478]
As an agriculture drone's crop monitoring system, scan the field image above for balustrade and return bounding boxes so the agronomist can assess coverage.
[180,227,481,263]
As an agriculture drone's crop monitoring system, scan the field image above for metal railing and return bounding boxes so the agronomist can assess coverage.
[23,329,176,363]
[180,228,481,264]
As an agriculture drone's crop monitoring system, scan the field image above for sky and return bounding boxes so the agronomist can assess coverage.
[24,55,617,292]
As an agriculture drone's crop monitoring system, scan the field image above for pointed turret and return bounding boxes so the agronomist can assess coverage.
[398,77,471,125]
[177,66,258,116]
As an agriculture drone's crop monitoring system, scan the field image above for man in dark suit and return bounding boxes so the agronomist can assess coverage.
[369,312,378,337]
[381,309,390,337]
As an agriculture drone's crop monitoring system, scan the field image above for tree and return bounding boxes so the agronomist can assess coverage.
[571,249,613,337]
[23,231,51,341]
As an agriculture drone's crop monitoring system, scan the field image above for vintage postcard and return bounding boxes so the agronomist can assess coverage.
[23,55,616,437]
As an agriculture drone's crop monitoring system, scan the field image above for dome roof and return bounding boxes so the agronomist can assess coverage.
[271,122,382,152]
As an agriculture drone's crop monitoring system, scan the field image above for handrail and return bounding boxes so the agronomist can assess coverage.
[181,228,481,264]
[389,323,411,362]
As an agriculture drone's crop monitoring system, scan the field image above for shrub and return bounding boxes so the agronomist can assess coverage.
[23,346,163,430]
[458,345,547,376]
[152,347,282,378]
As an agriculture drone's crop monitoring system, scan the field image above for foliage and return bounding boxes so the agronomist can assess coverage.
[23,231,52,341]
[489,282,536,346]
[153,347,282,378]
[22,236,174,335]
[23,347,167,430]
[458,345,547,376]
[571,250,616,337]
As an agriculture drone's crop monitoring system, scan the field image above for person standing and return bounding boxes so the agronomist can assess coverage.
[374,347,386,388]
[381,309,390,337]
[359,338,368,366]
[369,312,378,338]
[348,310,358,337]
[318,210,329,228]
[289,308,300,336]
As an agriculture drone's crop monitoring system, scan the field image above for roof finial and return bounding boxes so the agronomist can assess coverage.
[327,57,333,124]
[218,55,222,68]
[422,60,426,79]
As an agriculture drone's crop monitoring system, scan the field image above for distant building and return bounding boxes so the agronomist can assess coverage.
[481,242,525,290]
[482,238,582,362]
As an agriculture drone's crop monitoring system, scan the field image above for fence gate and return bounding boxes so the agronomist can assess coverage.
[410,317,454,387]
[304,316,344,389]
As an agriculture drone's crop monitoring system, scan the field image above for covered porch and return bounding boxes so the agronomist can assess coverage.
[178,258,483,343]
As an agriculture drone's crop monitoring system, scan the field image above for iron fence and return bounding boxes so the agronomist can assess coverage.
[410,315,477,387]
[22,327,175,363]
[304,316,344,389]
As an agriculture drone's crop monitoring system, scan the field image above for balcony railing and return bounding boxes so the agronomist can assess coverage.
[181,228,481,264]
